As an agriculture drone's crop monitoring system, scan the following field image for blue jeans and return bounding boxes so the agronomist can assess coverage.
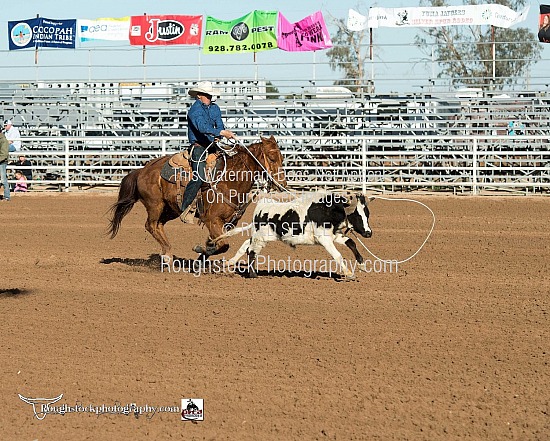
[9,144,16,152]
[180,145,207,211]
[0,162,10,200]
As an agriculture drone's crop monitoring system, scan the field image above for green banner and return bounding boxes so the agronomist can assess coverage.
[203,10,278,54]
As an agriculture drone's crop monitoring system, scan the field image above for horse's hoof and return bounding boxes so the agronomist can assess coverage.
[344,272,356,281]
[215,244,229,255]
[193,245,205,254]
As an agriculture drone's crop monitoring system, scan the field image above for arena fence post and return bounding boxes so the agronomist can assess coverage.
[361,139,367,194]
[64,138,70,192]
[472,138,478,195]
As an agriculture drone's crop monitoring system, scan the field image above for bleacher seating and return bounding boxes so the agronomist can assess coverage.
[0,80,548,192]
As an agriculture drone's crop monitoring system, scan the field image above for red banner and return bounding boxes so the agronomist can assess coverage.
[129,15,202,46]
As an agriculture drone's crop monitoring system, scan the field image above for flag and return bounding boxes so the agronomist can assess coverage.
[8,18,76,50]
[277,11,332,51]
[368,5,529,29]
[347,9,368,31]
[203,10,277,54]
[539,5,550,43]
[79,17,130,42]
[129,15,202,46]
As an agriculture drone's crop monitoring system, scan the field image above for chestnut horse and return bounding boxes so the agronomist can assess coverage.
[108,136,287,260]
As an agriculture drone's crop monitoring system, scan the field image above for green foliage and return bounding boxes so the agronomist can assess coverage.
[415,0,542,88]
[327,1,541,91]
[326,17,369,93]
[265,80,280,99]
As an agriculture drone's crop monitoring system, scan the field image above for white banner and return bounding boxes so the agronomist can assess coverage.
[78,17,130,42]
[347,9,369,31]
[368,4,529,29]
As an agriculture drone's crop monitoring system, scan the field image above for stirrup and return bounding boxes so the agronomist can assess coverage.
[179,205,195,224]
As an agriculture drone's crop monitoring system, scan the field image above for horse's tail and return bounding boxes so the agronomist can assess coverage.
[108,169,141,239]
[214,222,255,243]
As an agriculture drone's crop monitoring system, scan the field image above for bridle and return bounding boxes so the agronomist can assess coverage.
[201,139,283,228]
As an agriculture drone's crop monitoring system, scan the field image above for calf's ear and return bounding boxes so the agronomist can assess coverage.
[367,196,376,203]
[344,193,356,206]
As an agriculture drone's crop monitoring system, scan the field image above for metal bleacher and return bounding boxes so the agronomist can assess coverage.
[0,80,549,193]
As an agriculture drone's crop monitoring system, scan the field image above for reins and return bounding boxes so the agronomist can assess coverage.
[203,139,279,227]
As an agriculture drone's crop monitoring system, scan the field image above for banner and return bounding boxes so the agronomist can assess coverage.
[368,4,529,29]
[203,10,277,54]
[79,17,130,42]
[539,5,550,43]
[347,9,368,32]
[277,11,332,51]
[8,18,76,50]
[129,15,202,46]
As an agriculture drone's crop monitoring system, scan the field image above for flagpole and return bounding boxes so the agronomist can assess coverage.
[313,51,316,83]
[34,14,39,65]
[491,25,495,88]
[198,48,202,80]
[142,13,147,66]
[369,26,374,94]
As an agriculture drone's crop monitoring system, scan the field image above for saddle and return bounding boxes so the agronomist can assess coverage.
[160,151,222,218]
[162,151,219,183]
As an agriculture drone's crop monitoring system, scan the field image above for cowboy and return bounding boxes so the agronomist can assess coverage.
[0,130,10,201]
[179,81,236,222]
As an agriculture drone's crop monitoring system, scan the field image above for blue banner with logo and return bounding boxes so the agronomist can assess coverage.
[8,18,76,50]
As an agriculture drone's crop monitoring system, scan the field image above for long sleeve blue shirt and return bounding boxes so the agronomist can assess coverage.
[187,99,225,147]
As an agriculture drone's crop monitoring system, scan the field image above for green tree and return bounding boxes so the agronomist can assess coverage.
[415,0,542,89]
[326,15,370,94]
[265,80,280,99]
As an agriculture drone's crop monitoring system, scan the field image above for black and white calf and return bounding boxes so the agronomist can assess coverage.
[217,192,373,279]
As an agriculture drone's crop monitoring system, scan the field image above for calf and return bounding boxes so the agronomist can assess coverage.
[217,192,373,279]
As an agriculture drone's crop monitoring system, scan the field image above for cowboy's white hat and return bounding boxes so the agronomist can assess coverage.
[188,81,218,98]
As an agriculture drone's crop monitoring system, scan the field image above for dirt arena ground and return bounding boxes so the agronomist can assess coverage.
[0,192,548,440]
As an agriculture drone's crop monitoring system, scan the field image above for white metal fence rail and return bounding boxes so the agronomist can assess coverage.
[5,135,549,195]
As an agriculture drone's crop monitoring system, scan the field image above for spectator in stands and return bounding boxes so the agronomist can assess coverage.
[179,81,237,223]
[4,119,21,152]
[13,171,28,192]
[0,130,10,201]
[539,14,550,43]
[12,155,32,189]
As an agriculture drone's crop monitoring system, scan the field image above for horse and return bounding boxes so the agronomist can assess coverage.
[107,136,287,260]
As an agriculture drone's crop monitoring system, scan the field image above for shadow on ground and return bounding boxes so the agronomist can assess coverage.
[100,254,343,280]
[0,288,34,298]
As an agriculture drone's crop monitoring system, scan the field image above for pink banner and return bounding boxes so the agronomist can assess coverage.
[277,11,332,52]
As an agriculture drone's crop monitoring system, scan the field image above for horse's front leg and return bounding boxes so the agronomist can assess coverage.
[192,219,229,257]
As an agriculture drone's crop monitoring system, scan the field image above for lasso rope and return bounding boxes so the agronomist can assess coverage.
[352,196,436,264]
[221,138,435,265]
